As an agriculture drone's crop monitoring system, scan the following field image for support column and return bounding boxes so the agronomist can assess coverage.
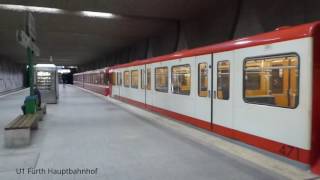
[27,47,33,96]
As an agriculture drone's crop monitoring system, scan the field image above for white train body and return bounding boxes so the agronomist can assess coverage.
[108,22,320,173]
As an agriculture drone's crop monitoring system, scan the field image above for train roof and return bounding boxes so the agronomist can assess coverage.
[74,67,108,75]
[111,21,320,69]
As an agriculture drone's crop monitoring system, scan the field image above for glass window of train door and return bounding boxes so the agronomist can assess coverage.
[217,60,230,100]
[198,63,208,97]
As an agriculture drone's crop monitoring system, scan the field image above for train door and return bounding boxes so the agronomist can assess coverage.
[140,66,146,105]
[116,71,121,97]
[212,51,234,131]
[112,71,120,97]
[194,54,212,123]
[145,64,153,107]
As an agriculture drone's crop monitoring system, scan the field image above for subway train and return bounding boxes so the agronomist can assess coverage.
[75,21,320,173]
[73,68,110,96]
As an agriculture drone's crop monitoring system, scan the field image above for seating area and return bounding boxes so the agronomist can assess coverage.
[4,104,46,148]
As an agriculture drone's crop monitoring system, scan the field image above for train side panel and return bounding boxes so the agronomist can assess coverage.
[146,63,153,107]
[212,51,234,130]
[111,69,119,97]
[107,22,320,172]
[194,54,212,123]
[120,65,145,105]
[151,57,196,118]
[233,37,312,150]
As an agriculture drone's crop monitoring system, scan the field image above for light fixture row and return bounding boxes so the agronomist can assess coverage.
[0,4,116,19]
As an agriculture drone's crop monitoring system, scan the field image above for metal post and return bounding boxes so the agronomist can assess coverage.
[27,47,34,95]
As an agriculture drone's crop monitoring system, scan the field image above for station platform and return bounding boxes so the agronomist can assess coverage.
[0,85,316,180]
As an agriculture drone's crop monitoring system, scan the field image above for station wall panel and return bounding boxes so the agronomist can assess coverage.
[0,57,24,94]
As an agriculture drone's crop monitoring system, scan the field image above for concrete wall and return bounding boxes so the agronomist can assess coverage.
[80,0,320,71]
[0,56,24,94]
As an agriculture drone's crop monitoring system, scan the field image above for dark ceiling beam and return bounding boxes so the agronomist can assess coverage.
[230,0,243,40]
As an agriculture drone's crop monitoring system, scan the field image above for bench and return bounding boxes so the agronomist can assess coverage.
[4,110,44,148]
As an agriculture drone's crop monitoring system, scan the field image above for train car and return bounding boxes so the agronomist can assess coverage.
[108,21,320,173]
[73,68,110,96]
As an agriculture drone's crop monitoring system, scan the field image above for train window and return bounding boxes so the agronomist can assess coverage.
[119,72,122,86]
[124,71,130,87]
[217,61,230,100]
[147,68,151,90]
[171,64,191,95]
[95,74,99,84]
[198,63,208,97]
[155,67,168,92]
[116,72,118,85]
[117,72,122,86]
[111,72,117,85]
[131,70,139,89]
[100,73,104,85]
[105,72,110,85]
[141,69,145,89]
[243,54,299,108]
[246,73,260,90]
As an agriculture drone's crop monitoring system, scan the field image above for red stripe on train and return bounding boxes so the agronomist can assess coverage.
[113,95,310,164]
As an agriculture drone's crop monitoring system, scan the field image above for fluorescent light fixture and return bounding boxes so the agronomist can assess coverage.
[58,69,71,74]
[67,66,78,69]
[0,4,116,19]
[80,11,115,19]
[0,4,63,14]
[35,64,56,68]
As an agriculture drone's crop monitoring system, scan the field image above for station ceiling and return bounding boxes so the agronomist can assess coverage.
[0,0,217,65]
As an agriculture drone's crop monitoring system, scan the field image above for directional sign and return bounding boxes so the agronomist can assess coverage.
[16,30,29,48]
[16,30,40,56]
[17,12,40,97]
[27,12,36,40]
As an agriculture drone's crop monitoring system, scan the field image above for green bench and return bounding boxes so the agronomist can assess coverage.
[4,104,46,148]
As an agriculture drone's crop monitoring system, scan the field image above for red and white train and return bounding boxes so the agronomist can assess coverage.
[73,68,110,96]
[75,21,320,174]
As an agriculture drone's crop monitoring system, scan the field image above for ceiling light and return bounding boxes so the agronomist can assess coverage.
[58,69,71,74]
[80,11,115,19]
[0,4,116,19]
[35,64,56,68]
[0,4,63,14]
